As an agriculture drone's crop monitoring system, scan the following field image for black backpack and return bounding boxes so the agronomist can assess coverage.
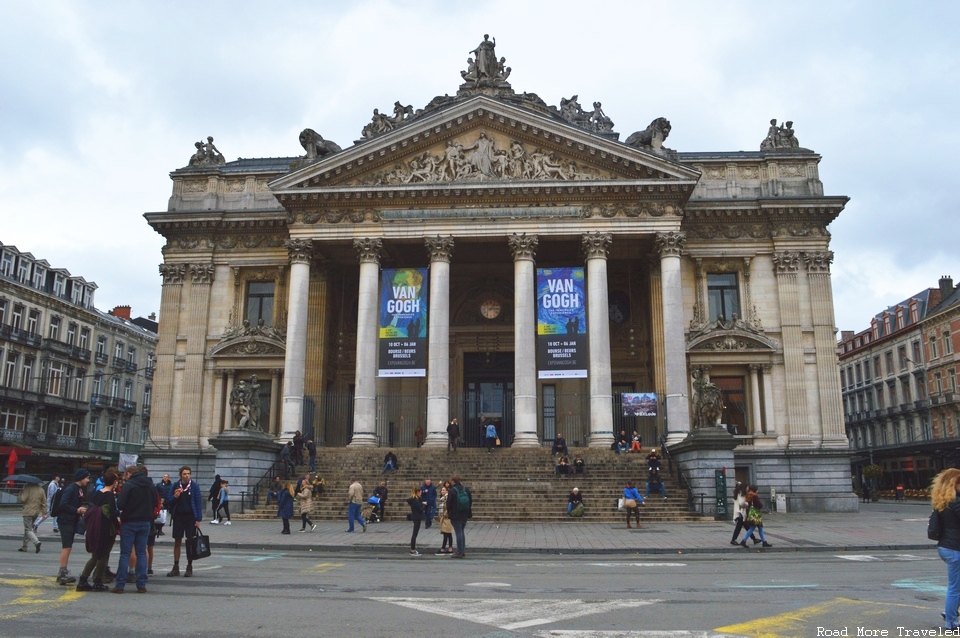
[50,487,64,517]
[929,509,944,541]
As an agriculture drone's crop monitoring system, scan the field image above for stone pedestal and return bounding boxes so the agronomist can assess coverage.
[668,426,739,517]
[208,430,282,509]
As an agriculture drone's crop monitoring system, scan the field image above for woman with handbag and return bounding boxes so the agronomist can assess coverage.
[406,485,426,556]
[739,484,773,548]
[435,485,454,554]
[276,482,295,535]
[730,482,759,546]
[75,471,120,592]
[622,481,644,528]
[931,468,960,630]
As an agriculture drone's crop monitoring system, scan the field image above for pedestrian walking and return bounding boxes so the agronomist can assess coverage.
[277,481,294,534]
[447,417,460,453]
[447,475,472,558]
[208,474,222,519]
[931,467,960,630]
[346,476,367,532]
[738,484,773,548]
[730,482,758,546]
[623,481,644,528]
[406,485,426,556]
[113,465,155,594]
[484,419,498,453]
[45,475,61,533]
[298,481,316,532]
[215,480,232,525]
[436,485,454,554]
[55,469,91,585]
[165,465,203,578]
[18,479,46,554]
[75,470,119,592]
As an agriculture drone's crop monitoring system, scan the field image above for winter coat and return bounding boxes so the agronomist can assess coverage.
[19,484,47,518]
[297,486,312,515]
[165,479,203,521]
[406,496,426,521]
[277,489,294,519]
[118,472,157,523]
[446,484,473,520]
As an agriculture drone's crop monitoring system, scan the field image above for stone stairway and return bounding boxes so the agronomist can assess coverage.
[235,447,705,524]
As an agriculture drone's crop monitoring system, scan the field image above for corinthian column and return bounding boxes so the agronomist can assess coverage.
[656,231,692,444]
[583,232,614,448]
[350,238,382,447]
[281,239,312,441]
[424,236,454,448]
[509,234,540,447]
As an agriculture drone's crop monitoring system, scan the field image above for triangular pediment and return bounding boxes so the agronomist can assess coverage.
[270,96,700,196]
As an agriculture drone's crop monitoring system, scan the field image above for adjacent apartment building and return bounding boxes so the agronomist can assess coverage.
[0,241,157,477]
[839,275,960,491]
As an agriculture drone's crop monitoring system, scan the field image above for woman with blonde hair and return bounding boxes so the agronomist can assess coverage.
[406,484,426,556]
[277,482,295,535]
[931,468,960,630]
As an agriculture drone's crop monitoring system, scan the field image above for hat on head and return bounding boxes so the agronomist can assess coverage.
[73,469,90,482]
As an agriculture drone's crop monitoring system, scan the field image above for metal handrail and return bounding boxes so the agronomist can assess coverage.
[659,433,696,511]
[249,460,281,509]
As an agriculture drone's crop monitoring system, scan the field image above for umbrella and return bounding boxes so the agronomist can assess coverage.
[3,474,43,484]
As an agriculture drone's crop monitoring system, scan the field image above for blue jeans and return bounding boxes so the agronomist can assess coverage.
[939,546,960,629]
[452,519,466,555]
[309,456,316,472]
[742,524,766,543]
[424,504,436,528]
[382,461,395,473]
[347,502,365,532]
[116,520,150,590]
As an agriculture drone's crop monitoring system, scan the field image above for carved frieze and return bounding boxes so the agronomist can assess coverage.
[686,223,769,241]
[182,180,207,193]
[508,233,538,260]
[362,133,604,186]
[425,236,455,262]
[190,263,215,285]
[288,209,382,225]
[159,264,186,285]
[354,238,383,264]
[581,202,678,219]
[167,234,285,251]
[655,231,686,258]
[581,232,612,260]
[771,223,829,238]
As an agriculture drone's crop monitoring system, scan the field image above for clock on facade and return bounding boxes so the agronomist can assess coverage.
[480,298,502,319]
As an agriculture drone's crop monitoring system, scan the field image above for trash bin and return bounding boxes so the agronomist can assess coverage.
[895,485,905,501]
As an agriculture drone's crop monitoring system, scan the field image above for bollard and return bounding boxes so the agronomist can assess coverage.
[239,491,246,515]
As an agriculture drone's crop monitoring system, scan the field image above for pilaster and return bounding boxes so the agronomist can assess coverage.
[281,239,312,440]
[176,263,215,443]
[150,264,185,445]
[773,251,810,447]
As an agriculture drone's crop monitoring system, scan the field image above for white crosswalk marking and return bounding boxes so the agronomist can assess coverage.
[588,562,687,568]
[371,597,659,630]
[836,553,935,562]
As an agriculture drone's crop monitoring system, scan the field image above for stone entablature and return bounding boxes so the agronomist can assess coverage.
[683,152,824,200]
[167,158,294,213]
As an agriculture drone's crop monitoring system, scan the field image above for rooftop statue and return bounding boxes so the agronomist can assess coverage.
[625,117,674,156]
[760,118,802,151]
[188,135,226,167]
[360,101,417,139]
[460,34,511,86]
[299,128,342,161]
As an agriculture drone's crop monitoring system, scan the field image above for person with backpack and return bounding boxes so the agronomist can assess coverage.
[55,469,91,585]
[446,475,472,558]
[567,487,584,517]
[75,471,119,592]
[113,465,156,593]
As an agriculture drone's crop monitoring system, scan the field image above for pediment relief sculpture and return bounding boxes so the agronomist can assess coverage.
[686,313,778,352]
[212,318,286,358]
[361,131,609,185]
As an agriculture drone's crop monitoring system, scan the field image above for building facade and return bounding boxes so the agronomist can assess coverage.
[839,276,960,491]
[0,242,157,477]
[144,37,855,511]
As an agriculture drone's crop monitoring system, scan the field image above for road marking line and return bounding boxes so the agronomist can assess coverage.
[465,582,511,587]
[371,597,658,630]
[892,577,947,593]
[715,597,923,637]
[303,562,344,574]
[0,576,85,620]
[248,553,286,562]
[836,554,882,561]
[837,553,935,562]
[588,562,687,568]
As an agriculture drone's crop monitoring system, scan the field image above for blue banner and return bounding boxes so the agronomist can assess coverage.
[378,268,428,377]
[536,267,587,378]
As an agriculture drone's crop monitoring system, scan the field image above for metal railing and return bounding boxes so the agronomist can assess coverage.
[659,433,695,511]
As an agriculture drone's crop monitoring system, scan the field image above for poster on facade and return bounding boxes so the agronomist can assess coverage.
[536,267,588,378]
[622,392,658,417]
[378,268,429,377]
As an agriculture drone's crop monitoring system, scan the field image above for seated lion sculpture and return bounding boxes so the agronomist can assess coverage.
[625,117,672,153]
[299,128,342,161]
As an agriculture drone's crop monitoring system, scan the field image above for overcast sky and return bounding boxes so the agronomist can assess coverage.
[1,1,957,333]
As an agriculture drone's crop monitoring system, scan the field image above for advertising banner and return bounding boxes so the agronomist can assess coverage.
[621,392,658,417]
[378,268,428,377]
[536,267,587,378]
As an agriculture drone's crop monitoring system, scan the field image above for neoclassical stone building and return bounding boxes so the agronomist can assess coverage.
[144,37,854,511]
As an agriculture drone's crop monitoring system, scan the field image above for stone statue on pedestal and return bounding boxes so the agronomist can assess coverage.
[692,370,723,429]
[230,375,262,431]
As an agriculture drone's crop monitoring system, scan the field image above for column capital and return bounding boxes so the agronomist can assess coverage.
[749,363,763,372]
[508,233,538,261]
[159,263,186,286]
[655,231,686,258]
[269,368,282,378]
[189,263,215,285]
[581,232,612,260]
[353,237,383,264]
[285,239,313,265]
[772,251,802,274]
[425,236,455,262]
[804,250,834,273]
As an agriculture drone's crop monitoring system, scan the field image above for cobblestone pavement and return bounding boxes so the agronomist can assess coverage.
[0,500,933,556]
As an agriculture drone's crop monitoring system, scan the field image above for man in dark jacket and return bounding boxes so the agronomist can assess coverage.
[306,438,317,473]
[446,475,472,558]
[446,418,460,453]
[56,468,90,585]
[165,465,203,578]
[114,466,155,593]
[280,442,295,479]
[420,479,437,529]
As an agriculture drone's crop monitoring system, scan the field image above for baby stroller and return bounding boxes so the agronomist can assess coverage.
[361,502,380,524]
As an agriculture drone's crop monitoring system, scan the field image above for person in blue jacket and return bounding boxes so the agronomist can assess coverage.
[277,482,295,535]
[484,418,498,453]
[165,466,203,578]
[420,479,437,529]
[623,481,645,528]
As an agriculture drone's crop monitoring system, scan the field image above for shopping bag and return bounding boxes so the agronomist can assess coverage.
[186,533,211,561]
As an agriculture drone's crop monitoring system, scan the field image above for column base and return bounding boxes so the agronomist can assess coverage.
[588,433,614,448]
[421,435,448,448]
[511,433,540,448]
[347,433,379,447]
[665,431,689,446]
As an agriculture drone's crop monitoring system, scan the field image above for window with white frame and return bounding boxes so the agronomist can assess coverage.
[950,369,958,393]
[912,341,923,365]
[96,336,106,356]
[127,346,136,365]
[53,273,65,297]
[931,336,940,359]
[79,327,89,350]
[17,259,30,284]
[11,304,23,330]
[3,352,17,387]
[106,417,116,440]
[66,322,77,346]
[92,372,102,396]
[109,376,120,398]
[26,309,39,334]
[72,371,84,401]
[70,282,83,305]
[120,418,129,442]
[898,346,908,370]
[0,406,26,431]
[32,266,45,290]
[56,415,79,437]
[87,415,98,438]
[0,251,14,277]
[946,331,954,355]
[123,380,133,403]
[114,341,124,359]
[49,316,61,341]
[36,411,47,433]
[47,362,65,396]
[143,385,152,409]
[0,298,6,324]
[901,378,912,403]
[936,372,944,394]
[82,287,93,308]
[19,357,33,392]
[896,308,905,329]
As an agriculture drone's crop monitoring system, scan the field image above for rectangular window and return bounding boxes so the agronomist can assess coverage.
[127,346,136,364]
[864,360,871,383]
[0,251,14,277]
[114,342,124,359]
[83,287,92,308]
[714,376,748,434]
[855,363,863,385]
[49,316,61,341]
[840,369,847,389]
[901,378,911,404]
[0,299,6,324]
[56,416,79,437]
[0,406,27,431]
[66,323,77,346]
[143,385,152,409]
[885,351,894,376]
[96,336,107,356]
[106,418,116,440]
[26,309,39,334]
[887,381,897,406]
[72,371,84,401]
[931,336,940,359]
[53,274,65,297]
[47,362,64,396]
[873,356,881,379]
[898,346,908,371]
[119,418,129,442]
[87,415,98,439]
[912,341,923,365]
[123,380,133,402]
[950,369,957,393]
[706,273,740,323]
[70,282,83,305]
[936,373,944,394]
[19,357,33,392]
[3,352,17,387]
[876,386,885,409]
[32,266,45,290]
[92,373,103,396]
[37,411,47,434]
[946,331,954,355]
[110,377,120,398]
[17,259,30,283]
[11,304,23,330]
[245,281,275,327]
[79,328,89,350]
